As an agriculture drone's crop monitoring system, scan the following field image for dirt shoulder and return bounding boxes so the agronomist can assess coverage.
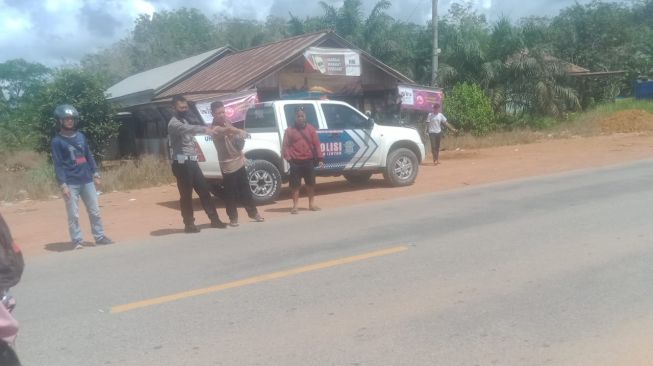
[2,132,652,257]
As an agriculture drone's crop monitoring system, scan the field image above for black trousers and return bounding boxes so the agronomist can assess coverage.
[429,132,442,161]
[171,161,220,225]
[222,166,258,221]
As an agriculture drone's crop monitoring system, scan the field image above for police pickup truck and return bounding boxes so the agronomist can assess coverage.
[195,100,425,204]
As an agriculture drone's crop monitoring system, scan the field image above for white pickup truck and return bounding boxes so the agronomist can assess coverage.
[194,100,425,204]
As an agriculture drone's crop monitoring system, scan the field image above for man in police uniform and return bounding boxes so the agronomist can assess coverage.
[168,95,227,233]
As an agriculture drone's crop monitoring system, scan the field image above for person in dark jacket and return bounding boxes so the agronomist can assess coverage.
[51,104,113,250]
[281,107,324,214]
[168,95,227,233]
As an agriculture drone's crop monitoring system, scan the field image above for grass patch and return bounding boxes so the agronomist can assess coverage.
[440,99,653,151]
[0,153,174,202]
[0,151,57,201]
[101,155,174,192]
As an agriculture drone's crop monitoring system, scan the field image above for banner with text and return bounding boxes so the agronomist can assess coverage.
[196,91,258,125]
[398,85,443,112]
[303,47,361,76]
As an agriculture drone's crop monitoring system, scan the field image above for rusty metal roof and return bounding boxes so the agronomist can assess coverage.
[157,32,332,98]
[155,31,413,99]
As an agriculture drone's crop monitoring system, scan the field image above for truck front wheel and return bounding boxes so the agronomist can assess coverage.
[246,159,282,204]
[383,148,419,187]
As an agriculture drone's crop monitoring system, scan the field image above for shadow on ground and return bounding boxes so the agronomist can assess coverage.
[265,207,302,214]
[44,241,96,252]
[150,223,227,237]
[156,178,390,210]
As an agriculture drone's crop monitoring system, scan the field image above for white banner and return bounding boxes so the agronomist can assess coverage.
[195,91,258,124]
[304,47,361,77]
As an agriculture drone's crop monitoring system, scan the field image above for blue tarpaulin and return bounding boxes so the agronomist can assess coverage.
[634,80,653,99]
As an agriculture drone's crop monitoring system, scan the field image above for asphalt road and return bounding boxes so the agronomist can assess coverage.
[13,159,653,366]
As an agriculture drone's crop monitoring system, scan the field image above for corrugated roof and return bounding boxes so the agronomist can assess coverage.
[106,47,232,100]
[157,32,330,98]
[156,31,413,100]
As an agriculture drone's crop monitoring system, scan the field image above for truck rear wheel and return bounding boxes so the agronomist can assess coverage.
[247,159,281,204]
[383,148,418,187]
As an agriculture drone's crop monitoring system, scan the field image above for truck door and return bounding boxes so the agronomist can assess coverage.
[320,103,380,171]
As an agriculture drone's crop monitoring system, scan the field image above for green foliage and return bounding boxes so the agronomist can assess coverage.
[66,0,652,122]
[0,59,51,151]
[437,3,490,87]
[216,15,287,50]
[0,59,50,107]
[446,82,496,135]
[131,8,222,72]
[80,40,136,87]
[550,1,653,98]
[34,69,118,163]
[502,49,581,117]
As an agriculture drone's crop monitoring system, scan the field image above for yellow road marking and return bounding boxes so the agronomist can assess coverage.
[111,246,408,314]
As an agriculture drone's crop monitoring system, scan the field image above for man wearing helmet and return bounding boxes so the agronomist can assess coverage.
[51,104,113,250]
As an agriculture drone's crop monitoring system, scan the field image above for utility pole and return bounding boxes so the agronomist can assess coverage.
[431,0,439,87]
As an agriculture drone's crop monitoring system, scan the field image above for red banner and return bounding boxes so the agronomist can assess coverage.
[398,85,444,112]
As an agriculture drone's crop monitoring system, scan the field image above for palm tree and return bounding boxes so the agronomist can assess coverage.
[503,49,580,116]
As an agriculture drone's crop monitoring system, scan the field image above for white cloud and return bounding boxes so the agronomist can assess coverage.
[132,0,155,17]
[43,0,79,13]
[1,14,31,33]
[0,0,595,66]
[0,2,32,39]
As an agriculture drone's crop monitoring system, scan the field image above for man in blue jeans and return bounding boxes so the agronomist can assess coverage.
[51,104,113,250]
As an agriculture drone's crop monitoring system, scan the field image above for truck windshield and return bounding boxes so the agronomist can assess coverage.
[245,106,277,132]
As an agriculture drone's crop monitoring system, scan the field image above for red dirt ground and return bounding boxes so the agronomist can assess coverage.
[2,131,652,258]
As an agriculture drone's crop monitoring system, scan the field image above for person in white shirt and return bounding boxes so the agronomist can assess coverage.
[425,103,457,165]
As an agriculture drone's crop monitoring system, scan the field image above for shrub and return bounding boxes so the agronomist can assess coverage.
[34,68,118,163]
[446,82,497,135]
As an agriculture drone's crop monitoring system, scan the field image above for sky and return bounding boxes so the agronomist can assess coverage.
[0,0,594,66]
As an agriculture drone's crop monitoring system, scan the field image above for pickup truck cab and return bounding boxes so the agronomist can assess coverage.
[195,100,425,204]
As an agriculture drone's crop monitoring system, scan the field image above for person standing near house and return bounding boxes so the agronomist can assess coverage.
[281,107,324,214]
[51,104,113,249]
[210,101,264,227]
[426,103,457,165]
[168,95,227,233]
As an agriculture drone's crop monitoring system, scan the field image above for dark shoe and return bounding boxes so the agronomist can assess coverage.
[309,206,321,211]
[290,208,298,215]
[184,224,200,233]
[210,220,227,229]
[96,236,114,245]
[229,219,239,227]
